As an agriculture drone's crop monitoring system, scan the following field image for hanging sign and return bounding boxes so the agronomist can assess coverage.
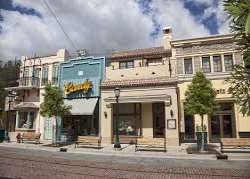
[64,80,93,94]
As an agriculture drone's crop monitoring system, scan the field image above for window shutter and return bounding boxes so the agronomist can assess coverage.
[194,56,201,72]
[234,52,243,65]
[176,58,184,74]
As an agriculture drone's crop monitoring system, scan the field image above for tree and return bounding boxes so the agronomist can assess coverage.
[184,72,217,151]
[40,84,71,144]
[224,0,250,116]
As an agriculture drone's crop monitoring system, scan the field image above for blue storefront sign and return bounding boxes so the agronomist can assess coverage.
[56,56,105,141]
[59,56,105,98]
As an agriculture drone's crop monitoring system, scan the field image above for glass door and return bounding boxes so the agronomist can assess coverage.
[153,103,165,138]
[222,115,233,138]
[210,115,221,142]
[184,114,195,140]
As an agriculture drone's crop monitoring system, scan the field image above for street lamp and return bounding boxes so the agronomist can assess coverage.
[114,87,121,149]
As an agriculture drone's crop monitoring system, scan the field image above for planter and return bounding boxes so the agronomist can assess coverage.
[196,132,207,150]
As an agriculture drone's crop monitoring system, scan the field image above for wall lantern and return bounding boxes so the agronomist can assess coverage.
[170,109,174,118]
[104,111,107,118]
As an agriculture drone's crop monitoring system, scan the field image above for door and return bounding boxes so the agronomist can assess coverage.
[210,114,233,142]
[153,103,165,138]
[184,114,195,140]
[44,118,52,140]
[210,115,221,142]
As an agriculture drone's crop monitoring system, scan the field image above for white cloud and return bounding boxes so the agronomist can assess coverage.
[0,0,230,61]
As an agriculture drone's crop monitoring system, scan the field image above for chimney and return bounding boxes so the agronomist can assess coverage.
[163,26,172,50]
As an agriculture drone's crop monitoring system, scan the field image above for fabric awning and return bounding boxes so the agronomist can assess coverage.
[64,98,98,115]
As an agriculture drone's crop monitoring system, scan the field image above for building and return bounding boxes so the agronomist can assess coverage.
[172,34,250,143]
[100,27,181,145]
[5,49,69,141]
[5,28,250,146]
[58,56,105,142]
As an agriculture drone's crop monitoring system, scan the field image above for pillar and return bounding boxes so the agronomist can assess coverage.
[101,103,112,144]
[165,96,179,146]
[15,111,19,129]
[141,103,153,137]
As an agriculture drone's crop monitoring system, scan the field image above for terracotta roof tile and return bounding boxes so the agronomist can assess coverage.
[101,76,177,89]
[108,47,171,59]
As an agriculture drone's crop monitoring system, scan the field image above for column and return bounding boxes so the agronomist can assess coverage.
[15,111,19,129]
[101,103,112,144]
[165,93,179,146]
[141,103,153,137]
[27,111,31,129]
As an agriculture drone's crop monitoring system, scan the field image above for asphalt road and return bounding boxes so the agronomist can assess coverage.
[0,146,249,179]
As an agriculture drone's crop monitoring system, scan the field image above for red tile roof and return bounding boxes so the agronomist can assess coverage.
[101,76,178,89]
[108,47,171,59]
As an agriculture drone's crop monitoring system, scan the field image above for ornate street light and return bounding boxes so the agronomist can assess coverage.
[114,87,121,149]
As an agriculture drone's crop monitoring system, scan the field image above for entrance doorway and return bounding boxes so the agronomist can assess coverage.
[184,114,195,140]
[209,102,235,142]
[152,103,165,138]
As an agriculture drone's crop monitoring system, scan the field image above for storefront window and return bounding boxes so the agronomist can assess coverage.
[18,111,35,129]
[113,103,141,136]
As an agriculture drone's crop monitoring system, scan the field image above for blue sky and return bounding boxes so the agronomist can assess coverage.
[0,0,229,60]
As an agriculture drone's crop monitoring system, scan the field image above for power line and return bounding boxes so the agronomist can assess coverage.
[42,0,78,51]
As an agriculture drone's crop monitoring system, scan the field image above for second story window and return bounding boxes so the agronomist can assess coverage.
[202,56,211,73]
[224,54,233,71]
[119,60,134,69]
[42,65,48,86]
[184,58,193,74]
[213,55,222,72]
[52,63,59,84]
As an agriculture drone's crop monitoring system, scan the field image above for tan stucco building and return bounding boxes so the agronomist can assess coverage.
[100,28,181,145]
[172,34,250,143]
[100,29,250,146]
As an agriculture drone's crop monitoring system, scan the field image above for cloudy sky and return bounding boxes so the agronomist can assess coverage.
[0,0,230,61]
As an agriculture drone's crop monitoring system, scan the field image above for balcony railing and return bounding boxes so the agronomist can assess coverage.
[19,77,40,87]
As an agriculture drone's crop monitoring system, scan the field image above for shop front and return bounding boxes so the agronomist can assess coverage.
[57,56,105,143]
[101,77,180,146]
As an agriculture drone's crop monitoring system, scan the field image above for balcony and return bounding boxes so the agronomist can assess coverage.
[19,77,40,88]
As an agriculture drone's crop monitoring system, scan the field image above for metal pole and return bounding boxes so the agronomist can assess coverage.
[114,97,121,148]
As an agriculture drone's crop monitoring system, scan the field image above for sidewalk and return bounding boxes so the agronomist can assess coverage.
[0,142,250,161]
[0,141,250,161]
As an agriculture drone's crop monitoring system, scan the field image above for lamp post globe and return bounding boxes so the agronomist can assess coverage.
[114,87,121,149]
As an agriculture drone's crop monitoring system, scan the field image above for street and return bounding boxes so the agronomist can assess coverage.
[0,146,249,179]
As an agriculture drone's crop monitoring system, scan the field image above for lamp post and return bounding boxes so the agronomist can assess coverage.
[114,87,121,149]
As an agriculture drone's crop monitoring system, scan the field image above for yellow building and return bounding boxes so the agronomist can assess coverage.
[172,34,250,143]
[101,29,250,146]
[100,27,181,146]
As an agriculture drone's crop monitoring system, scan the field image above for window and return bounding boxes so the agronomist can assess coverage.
[147,58,162,66]
[213,55,222,72]
[113,103,141,136]
[202,56,211,73]
[52,63,59,84]
[119,60,134,69]
[18,111,35,129]
[224,54,233,71]
[42,65,49,86]
[184,58,193,74]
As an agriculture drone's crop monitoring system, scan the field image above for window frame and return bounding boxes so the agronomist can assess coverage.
[213,55,222,72]
[119,60,134,69]
[184,58,193,74]
[224,54,234,72]
[202,56,211,73]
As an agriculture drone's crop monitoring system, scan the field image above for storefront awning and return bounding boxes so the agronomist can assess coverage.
[64,98,98,115]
